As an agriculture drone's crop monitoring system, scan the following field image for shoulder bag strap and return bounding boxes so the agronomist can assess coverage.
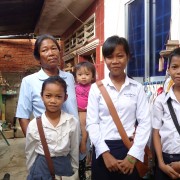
[96,81,132,149]
[167,98,180,135]
[36,117,56,180]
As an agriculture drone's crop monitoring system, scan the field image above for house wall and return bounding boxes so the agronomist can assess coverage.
[0,39,39,123]
[0,73,21,123]
[171,0,180,41]
[0,39,39,73]
[61,0,104,80]
[104,0,129,77]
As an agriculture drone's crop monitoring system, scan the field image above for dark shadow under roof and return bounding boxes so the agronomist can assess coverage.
[0,0,44,38]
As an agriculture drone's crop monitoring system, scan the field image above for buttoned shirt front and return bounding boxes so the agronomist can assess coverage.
[86,76,151,162]
[153,87,180,154]
[16,68,78,119]
[25,111,80,171]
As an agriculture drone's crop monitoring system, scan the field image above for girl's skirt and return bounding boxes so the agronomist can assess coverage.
[27,154,73,180]
[155,152,180,180]
[91,140,141,180]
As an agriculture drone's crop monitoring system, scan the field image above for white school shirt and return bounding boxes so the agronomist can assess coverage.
[153,87,180,154]
[86,76,151,162]
[25,111,80,172]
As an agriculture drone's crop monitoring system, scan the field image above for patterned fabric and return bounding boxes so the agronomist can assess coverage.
[79,157,86,180]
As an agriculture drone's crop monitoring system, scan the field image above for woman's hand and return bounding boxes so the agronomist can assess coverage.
[159,162,180,179]
[169,162,180,174]
[118,155,136,175]
[102,151,121,172]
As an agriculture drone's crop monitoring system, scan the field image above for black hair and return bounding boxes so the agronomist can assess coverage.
[102,35,130,58]
[41,76,67,96]
[34,34,61,61]
[74,61,96,82]
[168,47,180,67]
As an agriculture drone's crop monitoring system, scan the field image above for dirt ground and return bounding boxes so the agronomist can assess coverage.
[0,138,27,180]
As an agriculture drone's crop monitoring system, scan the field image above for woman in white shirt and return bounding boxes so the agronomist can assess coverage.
[26,76,80,180]
[153,47,180,180]
[86,35,151,180]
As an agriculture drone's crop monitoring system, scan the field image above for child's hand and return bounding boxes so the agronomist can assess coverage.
[80,141,87,154]
[169,162,180,173]
[159,162,180,179]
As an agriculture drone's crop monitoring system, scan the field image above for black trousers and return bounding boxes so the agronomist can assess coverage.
[155,152,180,180]
[91,140,141,180]
[79,157,86,180]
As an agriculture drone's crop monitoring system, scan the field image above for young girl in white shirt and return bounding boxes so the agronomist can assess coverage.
[25,76,80,180]
[153,47,180,180]
[86,35,151,180]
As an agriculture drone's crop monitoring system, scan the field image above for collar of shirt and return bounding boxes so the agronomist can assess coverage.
[75,83,91,89]
[164,86,177,103]
[37,68,68,81]
[41,111,73,129]
[103,75,137,89]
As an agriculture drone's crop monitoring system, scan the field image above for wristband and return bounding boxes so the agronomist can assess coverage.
[127,155,137,164]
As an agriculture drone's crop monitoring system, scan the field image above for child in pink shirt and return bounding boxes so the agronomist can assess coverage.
[74,61,96,180]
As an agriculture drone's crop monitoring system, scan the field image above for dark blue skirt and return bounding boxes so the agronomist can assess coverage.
[91,140,141,180]
[155,152,180,180]
[27,154,73,180]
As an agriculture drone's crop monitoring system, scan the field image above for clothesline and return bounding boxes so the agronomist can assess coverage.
[143,81,164,86]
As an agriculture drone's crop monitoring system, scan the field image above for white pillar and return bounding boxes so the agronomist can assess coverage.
[171,0,180,41]
[104,0,129,77]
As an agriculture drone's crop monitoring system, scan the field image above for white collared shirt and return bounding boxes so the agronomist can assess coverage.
[153,86,180,154]
[16,68,79,119]
[25,111,80,171]
[86,76,151,162]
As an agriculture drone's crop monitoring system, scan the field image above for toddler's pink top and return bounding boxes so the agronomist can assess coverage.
[75,84,91,110]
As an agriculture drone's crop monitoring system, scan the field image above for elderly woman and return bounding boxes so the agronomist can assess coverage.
[16,34,78,135]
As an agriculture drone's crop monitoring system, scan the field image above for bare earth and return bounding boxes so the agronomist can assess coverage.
[0,138,27,180]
